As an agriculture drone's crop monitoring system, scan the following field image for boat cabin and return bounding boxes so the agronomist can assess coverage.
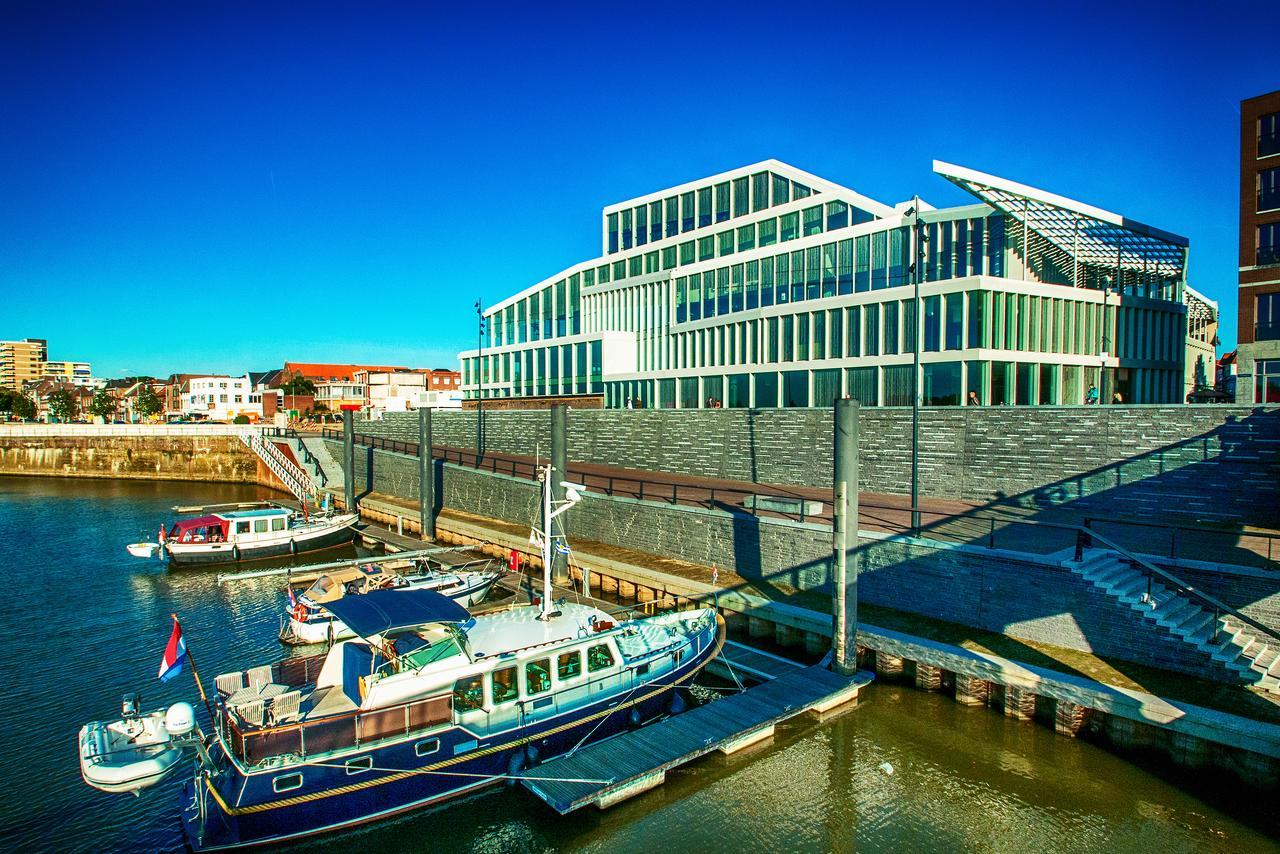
[168,508,292,545]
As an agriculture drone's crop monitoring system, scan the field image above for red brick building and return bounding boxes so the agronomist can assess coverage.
[1238,89,1280,403]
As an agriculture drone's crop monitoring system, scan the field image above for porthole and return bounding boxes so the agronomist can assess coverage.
[272,772,303,793]
[414,738,440,757]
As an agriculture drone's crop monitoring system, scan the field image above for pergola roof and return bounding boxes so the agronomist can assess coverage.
[934,161,1188,280]
[1184,284,1217,326]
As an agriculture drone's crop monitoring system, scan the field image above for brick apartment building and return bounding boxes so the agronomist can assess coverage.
[1238,89,1280,403]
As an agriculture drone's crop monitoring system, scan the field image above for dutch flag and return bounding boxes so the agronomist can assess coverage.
[158,616,187,682]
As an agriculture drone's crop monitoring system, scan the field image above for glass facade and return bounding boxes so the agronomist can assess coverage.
[464,162,1190,409]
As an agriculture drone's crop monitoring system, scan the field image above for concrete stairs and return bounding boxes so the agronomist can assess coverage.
[299,435,343,490]
[240,432,318,504]
[1068,549,1280,695]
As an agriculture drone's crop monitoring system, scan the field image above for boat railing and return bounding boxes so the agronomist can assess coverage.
[225,691,453,765]
[272,653,328,689]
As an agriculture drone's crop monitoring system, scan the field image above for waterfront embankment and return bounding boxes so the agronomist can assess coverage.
[0,424,289,491]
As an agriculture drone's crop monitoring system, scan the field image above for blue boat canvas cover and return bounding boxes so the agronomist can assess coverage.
[323,588,470,638]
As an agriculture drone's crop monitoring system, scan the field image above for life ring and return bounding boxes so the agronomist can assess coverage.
[292,602,308,622]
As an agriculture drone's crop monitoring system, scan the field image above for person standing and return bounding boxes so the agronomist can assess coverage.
[1085,384,1099,405]
[967,390,980,406]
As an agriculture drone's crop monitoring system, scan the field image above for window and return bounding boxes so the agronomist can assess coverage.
[802,205,823,236]
[715,182,730,222]
[826,200,848,231]
[236,521,250,535]
[751,171,770,211]
[945,293,964,350]
[452,675,484,711]
[698,236,715,262]
[924,363,962,406]
[923,295,941,351]
[681,191,696,232]
[1260,222,1280,266]
[272,773,303,793]
[754,371,778,407]
[271,517,285,532]
[558,651,582,680]
[587,644,614,672]
[1261,112,1280,158]
[782,370,808,407]
[526,659,551,695]
[697,187,713,228]
[772,173,790,205]
[492,666,518,703]
[665,196,679,237]
[968,292,986,348]
[414,738,440,757]
[650,200,663,242]
[733,176,749,217]
[253,519,268,533]
[717,230,734,257]
[621,209,633,250]
[345,756,373,775]
[1260,167,1280,212]
[737,224,755,252]
[1257,359,1280,404]
[780,212,799,242]
[1257,292,1280,341]
[759,218,777,247]
[608,212,619,253]
[635,205,648,246]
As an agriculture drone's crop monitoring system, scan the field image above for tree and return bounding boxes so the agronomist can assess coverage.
[134,384,161,419]
[48,388,78,421]
[281,375,316,396]
[11,393,35,421]
[89,388,118,420]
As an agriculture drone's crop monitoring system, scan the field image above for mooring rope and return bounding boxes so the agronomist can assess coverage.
[297,758,611,785]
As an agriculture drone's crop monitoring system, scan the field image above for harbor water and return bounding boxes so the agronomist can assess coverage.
[0,475,1274,853]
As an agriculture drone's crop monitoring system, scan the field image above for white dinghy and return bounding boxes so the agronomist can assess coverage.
[78,695,198,795]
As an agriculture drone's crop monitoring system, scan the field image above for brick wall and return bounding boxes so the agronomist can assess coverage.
[353,405,1280,526]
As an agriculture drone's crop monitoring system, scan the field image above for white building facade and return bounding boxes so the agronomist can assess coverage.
[460,160,1199,408]
[184,375,264,421]
[362,371,464,418]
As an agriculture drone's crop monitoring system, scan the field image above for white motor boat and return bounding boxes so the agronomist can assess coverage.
[280,560,504,645]
[78,694,199,794]
[131,504,358,566]
[126,542,161,558]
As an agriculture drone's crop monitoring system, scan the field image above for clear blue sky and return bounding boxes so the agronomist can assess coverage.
[2,2,1276,378]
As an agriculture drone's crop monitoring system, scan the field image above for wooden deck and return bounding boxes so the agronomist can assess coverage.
[709,639,808,683]
[520,663,872,814]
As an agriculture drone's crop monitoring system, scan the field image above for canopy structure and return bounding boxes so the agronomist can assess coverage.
[934,161,1188,295]
[324,588,470,638]
[169,515,228,536]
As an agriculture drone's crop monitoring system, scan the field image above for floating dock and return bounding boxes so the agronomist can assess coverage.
[520,663,872,814]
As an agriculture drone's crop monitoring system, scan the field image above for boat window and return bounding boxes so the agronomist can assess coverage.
[525,659,551,695]
[587,644,614,673]
[635,663,650,677]
[345,756,373,775]
[492,666,518,704]
[558,651,582,681]
[254,520,268,533]
[236,521,250,535]
[272,517,286,531]
[272,773,303,793]
[414,738,440,757]
[452,675,484,712]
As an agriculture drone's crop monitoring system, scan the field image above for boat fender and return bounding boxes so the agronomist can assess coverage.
[669,691,687,716]
[628,708,642,728]
[289,539,298,555]
[524,745,539,767]
[231,545,240,561]
[505,750,525,786]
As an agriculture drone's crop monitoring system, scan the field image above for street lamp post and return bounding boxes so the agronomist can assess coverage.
[475,299,485,461]
[907,197,927,535]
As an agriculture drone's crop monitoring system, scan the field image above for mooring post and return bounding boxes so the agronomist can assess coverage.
[342,409,356,513]
[832,397,860,676]
[551,403,569,585]
[419,406,435,541]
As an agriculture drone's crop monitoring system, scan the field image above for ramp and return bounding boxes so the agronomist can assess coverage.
[521,664,871,814]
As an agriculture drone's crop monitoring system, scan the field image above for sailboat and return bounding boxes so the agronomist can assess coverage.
[77,463,725,850]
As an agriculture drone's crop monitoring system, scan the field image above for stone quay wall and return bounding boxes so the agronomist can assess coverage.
[333,439,1278,684]
[0,432,263,486]
[355,405,1280,527]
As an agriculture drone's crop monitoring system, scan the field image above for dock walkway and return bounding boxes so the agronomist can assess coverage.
[521,664,870,814]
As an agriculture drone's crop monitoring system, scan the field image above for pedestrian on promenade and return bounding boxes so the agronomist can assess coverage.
[967,390,980,406]
[1111,391,1123,404]
[1085,384,1099,405]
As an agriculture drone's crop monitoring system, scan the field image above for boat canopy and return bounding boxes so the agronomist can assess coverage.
[323,588,470,638]
[169,515,229,536]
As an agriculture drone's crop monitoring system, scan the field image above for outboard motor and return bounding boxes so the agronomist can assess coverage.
[121,693,142,720]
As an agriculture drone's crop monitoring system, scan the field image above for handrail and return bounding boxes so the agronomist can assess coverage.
[1083,514,1279,566]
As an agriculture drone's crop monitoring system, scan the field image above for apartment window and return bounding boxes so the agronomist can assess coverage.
[737,224,756,253]
[717,230,734,257]
[650,200,663,242]
[1260,167,1280,212]
[1260,222,1280,266]
[733,176,749,218]
[1258,292,1280,341]
[665,196,679,237]
[802,205,823,237]
[772,173,790,205]
[1261,112,1280,158]
[635,205,648,246]
[923,295,941,351]
[621,209,633,250]
[751,171,770,211]
[780,212,799,242]
[607,213,619,253]
[826,201,848,231]
[758,218,777,247]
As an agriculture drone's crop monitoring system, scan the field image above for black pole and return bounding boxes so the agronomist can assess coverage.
[419,406,435,540]
[342,409,355,513]
[911,198,922,535]
[475,299,484,462]
[550,403,569,585]
[832,397,860,675]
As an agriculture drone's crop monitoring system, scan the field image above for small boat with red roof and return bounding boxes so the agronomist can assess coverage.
[129,503,358,565]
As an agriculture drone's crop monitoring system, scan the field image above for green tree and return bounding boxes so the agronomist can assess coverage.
[281,375,316,396]
[89,388,117,420]
[48,388,78,421]
[134,384,161,419]
[0,389,12,414]
[11,393,35,421]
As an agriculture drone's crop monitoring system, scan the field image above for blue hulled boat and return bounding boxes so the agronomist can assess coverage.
[80,465,725,850]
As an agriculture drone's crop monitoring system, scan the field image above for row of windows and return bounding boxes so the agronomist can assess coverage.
[452,644,614,712]
[671,217,1004,323]
[605,361,1177,409]
[490,275,583,348]
[606,170,846,254]
[462,340,603,398]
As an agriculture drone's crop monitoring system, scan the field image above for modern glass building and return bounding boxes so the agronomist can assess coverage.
[460,160,1200,408]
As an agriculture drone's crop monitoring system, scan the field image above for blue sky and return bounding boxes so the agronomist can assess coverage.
[2,2,1276,377]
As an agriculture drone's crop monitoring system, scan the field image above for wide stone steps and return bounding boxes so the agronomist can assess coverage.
[1067,550,1280,695]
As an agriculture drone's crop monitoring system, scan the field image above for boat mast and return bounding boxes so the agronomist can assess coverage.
[539,463,554,620]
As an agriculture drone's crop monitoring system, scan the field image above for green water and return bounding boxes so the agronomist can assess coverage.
[0,475,1273,853]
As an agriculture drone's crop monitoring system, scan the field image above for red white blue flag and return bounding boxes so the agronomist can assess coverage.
[158,616,187,682]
